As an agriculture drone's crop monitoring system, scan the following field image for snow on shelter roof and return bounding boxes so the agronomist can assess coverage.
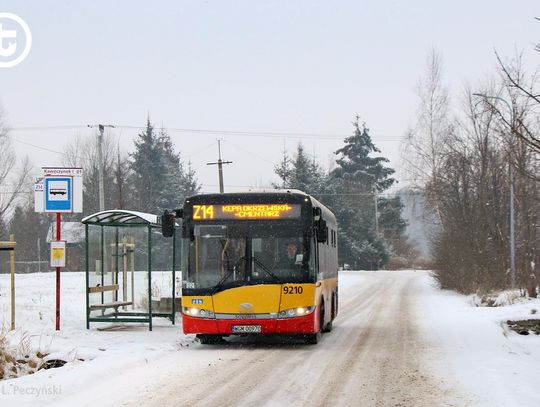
[81,210,160,226]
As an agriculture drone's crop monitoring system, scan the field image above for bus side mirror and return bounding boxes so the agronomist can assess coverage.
[161,210,176,238]
[316,219,327,243]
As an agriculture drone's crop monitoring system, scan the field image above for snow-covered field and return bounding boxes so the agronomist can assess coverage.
[0,270,539,406]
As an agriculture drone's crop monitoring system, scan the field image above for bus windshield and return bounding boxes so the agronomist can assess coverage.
[182,221,315,292]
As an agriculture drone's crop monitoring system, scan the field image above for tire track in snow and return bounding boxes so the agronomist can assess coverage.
[124,272,460,407]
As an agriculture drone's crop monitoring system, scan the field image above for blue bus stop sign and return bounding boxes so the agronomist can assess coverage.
[45,177,72,212]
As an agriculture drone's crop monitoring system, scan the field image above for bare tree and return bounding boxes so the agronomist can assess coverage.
[402,49,453,189]
[478,54,540,295]
[430,86,511,292]
[495,50,540,153]
[0,105,32,222]
[62,131,130,215]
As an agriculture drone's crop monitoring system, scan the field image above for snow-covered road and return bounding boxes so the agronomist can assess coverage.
[120,271,461,406]
[3,270,540,406]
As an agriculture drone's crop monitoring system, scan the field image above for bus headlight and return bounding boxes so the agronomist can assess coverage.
[278,306,315,318]
[183,307,215,319]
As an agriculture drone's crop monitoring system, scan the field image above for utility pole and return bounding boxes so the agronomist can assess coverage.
[207,140,232,193]
[473,93,516,288]
[88,124,115,211]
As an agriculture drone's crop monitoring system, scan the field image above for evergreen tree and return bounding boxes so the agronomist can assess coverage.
[8,202,49,266]
[0,215,7,240]
[329,118,405,269]
[129,119,166,213]
[273,143,327,195]
[129,118,201,214]
[113,145,131,209]
[179,161,201,199]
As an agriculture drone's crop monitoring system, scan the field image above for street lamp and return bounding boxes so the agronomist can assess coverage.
[473,93,516,289]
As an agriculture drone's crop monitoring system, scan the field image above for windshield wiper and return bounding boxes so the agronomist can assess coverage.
[251,255,281,283]
[211,265,237,294]
[211,254,280,294]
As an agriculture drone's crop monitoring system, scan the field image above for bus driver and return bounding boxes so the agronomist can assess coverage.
[277,242,301,269]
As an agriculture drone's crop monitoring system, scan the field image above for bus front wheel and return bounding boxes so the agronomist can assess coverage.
[304,332,320,344]
[196,334,224,345]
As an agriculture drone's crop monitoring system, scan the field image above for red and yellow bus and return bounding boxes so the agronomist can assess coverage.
[169,190,338,344]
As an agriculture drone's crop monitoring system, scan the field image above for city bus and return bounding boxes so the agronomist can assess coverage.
[163,190,338,344]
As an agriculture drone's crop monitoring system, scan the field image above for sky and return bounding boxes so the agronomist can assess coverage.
[1,0,539,195]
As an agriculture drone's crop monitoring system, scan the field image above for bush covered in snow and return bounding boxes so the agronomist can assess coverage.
[0,329,48,380]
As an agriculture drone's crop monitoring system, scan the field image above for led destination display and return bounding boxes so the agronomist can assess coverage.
[192,204,301,220]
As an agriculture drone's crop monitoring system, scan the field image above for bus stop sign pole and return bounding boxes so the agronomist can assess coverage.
[36,167,83,331]
[56,212,61,331]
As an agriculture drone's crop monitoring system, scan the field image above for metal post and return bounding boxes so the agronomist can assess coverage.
[131,237,135,310]
[9,234,15,330]
[172,226,176,324]
[85,224,90,329]
[122,238,127,306]
[56,212,61,331]
[97,125,105,212]
[147,226,152,331]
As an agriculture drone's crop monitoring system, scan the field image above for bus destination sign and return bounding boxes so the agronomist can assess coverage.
[192,204,301,220]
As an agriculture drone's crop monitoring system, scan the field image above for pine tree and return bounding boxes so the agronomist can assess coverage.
[129,118,201,214]
[273,143,327,195]
[129,119,166,213]
[8,203,49,265]
[274,150,293,189]
[330,118,405,269]
[179,161,201,199]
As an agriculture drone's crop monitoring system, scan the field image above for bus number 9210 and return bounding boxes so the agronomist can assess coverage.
[283,286,303,294]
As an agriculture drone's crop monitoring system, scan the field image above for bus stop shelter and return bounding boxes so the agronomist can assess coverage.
[82,210,178,331]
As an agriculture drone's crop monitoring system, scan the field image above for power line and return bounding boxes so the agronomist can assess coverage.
[9,125,88,131]
[221,139,275,164]
[7,135,66,156]
[10,124,404,141]
[198,184,399,196]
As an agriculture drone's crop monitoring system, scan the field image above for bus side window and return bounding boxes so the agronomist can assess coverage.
[326,227,329,245]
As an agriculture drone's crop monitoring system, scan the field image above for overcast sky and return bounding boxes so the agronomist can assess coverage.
[1,0,539,195]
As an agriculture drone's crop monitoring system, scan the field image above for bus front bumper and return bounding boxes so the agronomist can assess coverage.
[182,311,319,335]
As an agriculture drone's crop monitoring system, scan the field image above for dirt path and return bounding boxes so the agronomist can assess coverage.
[124,272,462,407]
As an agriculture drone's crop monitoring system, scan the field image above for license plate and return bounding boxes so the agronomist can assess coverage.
[232,325,262,333]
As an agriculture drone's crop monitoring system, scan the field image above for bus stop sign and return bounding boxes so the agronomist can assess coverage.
[45,177,72,212]
[35,167,83,214]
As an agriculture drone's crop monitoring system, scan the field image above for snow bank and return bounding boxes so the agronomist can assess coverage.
[417,272,540,407]
[0,272,181,406]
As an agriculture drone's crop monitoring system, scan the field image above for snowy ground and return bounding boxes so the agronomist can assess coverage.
[0,270,538,406]
[416,276,540,407]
